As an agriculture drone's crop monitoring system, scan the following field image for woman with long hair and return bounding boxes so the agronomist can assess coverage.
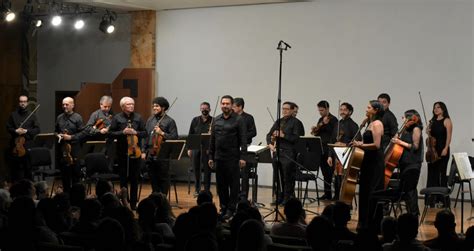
[426,102,453,207]
[352,100,385,231]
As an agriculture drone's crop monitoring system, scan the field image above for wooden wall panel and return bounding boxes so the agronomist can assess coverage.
[74,83,111,121]
[130,10,156,68]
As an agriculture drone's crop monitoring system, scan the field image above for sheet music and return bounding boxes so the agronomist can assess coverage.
[334,147,350,167]
[452,152,474,180]
[248,145,268,154]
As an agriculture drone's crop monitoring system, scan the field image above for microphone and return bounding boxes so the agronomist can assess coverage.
[278,40,292,49]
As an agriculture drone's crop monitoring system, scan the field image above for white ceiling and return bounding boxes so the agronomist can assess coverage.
[65,0,304,11]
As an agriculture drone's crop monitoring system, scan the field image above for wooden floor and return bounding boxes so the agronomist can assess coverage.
[135,181,474,241]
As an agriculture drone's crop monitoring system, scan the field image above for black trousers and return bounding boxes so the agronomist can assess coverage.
[118,155,140,206]
[6,151,32,183]
[320,152,333,198]
[149,158,170,195]
[60,161,81,193]
[240,162,257,200]
[215,159,240,213]
[191,149,211,192]
[272,150,296,201]
[426,155,449,204]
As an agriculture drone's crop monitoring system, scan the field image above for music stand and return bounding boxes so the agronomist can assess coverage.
[246,145,271,208]
[158,140,186,208]
[186,134,211,194]
[451,153,474,234]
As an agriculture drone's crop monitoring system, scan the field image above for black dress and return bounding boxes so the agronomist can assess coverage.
[426,117,450,203]
[358,129,384,230]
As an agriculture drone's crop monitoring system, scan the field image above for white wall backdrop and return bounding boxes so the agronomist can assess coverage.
[37,14,131,132]
[156,0,473,190]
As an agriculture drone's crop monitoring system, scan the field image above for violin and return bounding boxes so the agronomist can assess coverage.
[13,136,26,157]
[59,130,74,165]
[149,97,177,156]
[383,115,420,189]
[311,114,332,136]
[12,104,40,157]
[127,121,141,159]
[93,115,112,131]
[418,92,440,163]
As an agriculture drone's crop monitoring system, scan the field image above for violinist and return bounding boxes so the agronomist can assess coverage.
[351,100,384,231]
[266,102,303,205]
[232,97,257,201]
[390,109,423,216]
[142,97,178,195]
[85,95,113,138]
[327,102,359,200]
[109,97,146,210]
[6,95,40,182]
[426,102,453,207]
[378,93,398,151]
[312,100,337,200]
[55,97,85,193]
[187,102,213,195]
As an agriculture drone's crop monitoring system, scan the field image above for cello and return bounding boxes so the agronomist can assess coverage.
[12,104,40,157]
[339,118,368,206]
[149,97,178,156]
[383,114,419,189]
[419,92,440,163]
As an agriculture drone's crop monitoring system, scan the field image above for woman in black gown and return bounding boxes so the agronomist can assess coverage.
[353,100,385,232]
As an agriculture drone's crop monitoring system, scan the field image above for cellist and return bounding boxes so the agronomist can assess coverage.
[390,109,423,217]
[142,97,178,195]
[109,97,146,210]
[6,95,40,182]
[327,102,359,200]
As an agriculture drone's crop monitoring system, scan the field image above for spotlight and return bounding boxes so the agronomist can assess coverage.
[51,15,62,26]
[34,19,42,27]
[4,10,14,22]
[99,10,116,34]
[74,19,84,30]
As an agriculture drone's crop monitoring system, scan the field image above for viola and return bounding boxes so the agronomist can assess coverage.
[383,115,420,189]
[93,115,112,130]
[425,121,440,163]
[13,135,26,157]
[311,114,332,136]
[127,121,141,159]
[59,130,74,165]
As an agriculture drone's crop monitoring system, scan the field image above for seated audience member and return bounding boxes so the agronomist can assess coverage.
[9,179,35,199]
[34,181,49,201]
[95,179,113,199]
[463,225,474,251]
[197,190,213,205]
[236,219,267,251]
[71,198,102,234]
[306,216,335,251]
[424,210,463,251]
[380,216,398,245]
[333,201,356,242]
[270,197,307,238]
[383,213,429,251]
[69,183,86,208]
[148,192,176,227]
[95,217,126,251]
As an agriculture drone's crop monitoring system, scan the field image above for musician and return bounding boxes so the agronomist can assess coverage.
[187,102,213,195]
[109,97,146,209]
[6,95,40,182]
[311,100,337,200]
[352,100,385,231]
[390,109,423,216]
[208,95,247,220]
[327,102,359,200]
[292,102,305,136]
[142,97,178,195]
[55,97,84,193]
[266,101,304,205]
[85,95,113,137]
[232,97,257,201]
[378,93,398,151]
[426,102,452,207]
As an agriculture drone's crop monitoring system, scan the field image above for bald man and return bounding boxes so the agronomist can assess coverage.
[108,97,146,209]
[55,97,85,193]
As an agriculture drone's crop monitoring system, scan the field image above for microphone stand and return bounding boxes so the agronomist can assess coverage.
[264,40,290,222]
